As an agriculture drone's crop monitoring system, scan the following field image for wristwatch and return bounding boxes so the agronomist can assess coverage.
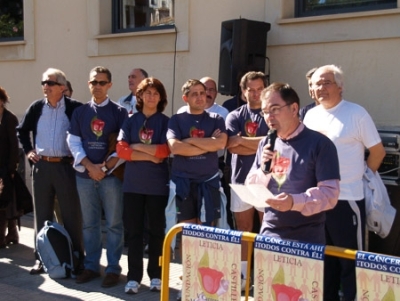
[101,166,109,173]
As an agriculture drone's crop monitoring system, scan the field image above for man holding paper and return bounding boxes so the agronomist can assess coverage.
[246,82,340,244]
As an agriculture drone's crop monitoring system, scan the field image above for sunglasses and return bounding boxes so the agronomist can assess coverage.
[89,80,109,86]
[41,80,61,86]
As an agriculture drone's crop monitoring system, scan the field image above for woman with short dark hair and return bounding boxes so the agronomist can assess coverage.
[117,77,170,294]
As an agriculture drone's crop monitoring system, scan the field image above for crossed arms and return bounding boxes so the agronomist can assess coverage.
[168,129,227,156]
[227,134,264,155]
[117,141,170,163]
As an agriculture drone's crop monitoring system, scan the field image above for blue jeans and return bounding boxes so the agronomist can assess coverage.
[76,175,123,274]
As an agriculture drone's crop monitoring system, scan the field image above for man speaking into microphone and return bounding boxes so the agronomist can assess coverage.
[261,129,277,173]
[246,82,340,245]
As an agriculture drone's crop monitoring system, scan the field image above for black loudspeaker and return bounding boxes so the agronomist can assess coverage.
[218,19,271,96]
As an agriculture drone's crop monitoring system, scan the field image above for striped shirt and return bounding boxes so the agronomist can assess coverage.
[35,97,71,157]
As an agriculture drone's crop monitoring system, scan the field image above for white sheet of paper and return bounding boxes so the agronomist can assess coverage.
[230,184,274,208]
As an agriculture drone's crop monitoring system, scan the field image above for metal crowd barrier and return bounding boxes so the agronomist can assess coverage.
[159,223,358,301]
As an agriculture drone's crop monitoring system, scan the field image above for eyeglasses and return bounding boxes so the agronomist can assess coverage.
[41,80,61,86]
[89,80,109,86]
[260,104,290,117]
[312,81,336,88]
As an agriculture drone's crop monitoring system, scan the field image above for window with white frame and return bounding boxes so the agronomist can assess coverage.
[112,0,175,33]
[296,0,397,17]
[0,0,23,41]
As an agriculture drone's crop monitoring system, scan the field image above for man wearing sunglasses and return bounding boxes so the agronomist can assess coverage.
[67,66,128,288]
[16,68,84,276]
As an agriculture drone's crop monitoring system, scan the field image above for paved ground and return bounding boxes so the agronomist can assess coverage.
[0,214,183,301]
[0,214,254,301]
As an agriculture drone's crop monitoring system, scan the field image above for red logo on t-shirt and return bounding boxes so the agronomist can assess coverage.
[91,116,105,139]
[245,120,258,137]
[271,152,291,190]
[139,126,154,144]
[190,126,205,138]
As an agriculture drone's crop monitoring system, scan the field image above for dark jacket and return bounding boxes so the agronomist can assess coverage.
[0,108,19,172]
[16,97,82,155]
[172,173,221,226]
[0,108,20,209]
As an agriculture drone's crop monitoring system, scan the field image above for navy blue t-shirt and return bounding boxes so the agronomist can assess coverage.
[253,126,340,244]
[167,111,226,179]
[69,100,128,178]
[118,111,170,196]
[226,104,269,184]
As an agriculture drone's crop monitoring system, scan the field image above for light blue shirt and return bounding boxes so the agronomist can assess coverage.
[35,97,71,157]
[117,94,137,115]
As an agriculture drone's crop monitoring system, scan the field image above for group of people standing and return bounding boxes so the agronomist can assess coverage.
[0,63,386,301]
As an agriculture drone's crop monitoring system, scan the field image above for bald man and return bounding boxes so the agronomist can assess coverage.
[177,77,229,119]
[117,68,148,115]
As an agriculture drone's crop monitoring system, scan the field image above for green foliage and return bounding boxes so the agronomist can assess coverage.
[0,14,23,38]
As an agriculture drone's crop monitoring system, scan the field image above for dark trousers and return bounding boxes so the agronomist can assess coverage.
[220,160,234,229]
[32,160,84,260]
[324,199,365,301]
[123,192,168,282]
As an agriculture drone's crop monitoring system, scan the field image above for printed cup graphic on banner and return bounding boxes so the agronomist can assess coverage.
[181,224,242,300]
[253,235,324,301]
[272,283,303,301]
[271,266,304,301]
[198,267,224,294]
[197,250,229,298]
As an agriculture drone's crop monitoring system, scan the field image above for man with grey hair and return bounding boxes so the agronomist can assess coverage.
[17,68,84,275]
[118,68,148,115]
[304,64,386,301]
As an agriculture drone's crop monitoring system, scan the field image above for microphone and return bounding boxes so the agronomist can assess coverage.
[262,129,277,174]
